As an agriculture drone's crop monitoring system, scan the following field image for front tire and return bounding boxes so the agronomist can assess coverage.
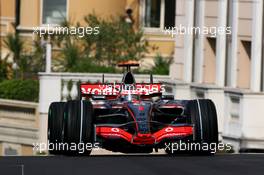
[48,102,66,155]
[187,99,218,155]
[63,100,94,155]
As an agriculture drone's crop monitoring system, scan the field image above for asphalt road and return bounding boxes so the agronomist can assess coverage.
[0,154,264,175]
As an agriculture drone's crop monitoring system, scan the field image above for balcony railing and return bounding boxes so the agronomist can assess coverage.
[0,98,39,147]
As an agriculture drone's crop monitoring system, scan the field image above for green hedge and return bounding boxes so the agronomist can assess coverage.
[0,79,39,102]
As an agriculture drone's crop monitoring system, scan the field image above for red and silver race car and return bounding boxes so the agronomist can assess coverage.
[48,62,218,155]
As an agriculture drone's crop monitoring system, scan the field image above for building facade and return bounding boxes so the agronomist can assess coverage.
[170,0,264,152]
[1,0,176,66]
[0,0,16,59]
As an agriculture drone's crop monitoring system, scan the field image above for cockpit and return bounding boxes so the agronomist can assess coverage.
[122,71,135,85]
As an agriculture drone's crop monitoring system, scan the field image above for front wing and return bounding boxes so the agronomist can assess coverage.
[95,125,193,145]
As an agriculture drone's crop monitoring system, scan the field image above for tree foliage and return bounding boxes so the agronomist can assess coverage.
[3,33,23,63]
[0,56,9,81]
[0,79,39,102]
[4,31,45,79]
[53,14,149,72]
[151,54,173,75]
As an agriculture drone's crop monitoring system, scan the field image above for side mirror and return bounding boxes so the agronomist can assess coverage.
[161,95,174,100]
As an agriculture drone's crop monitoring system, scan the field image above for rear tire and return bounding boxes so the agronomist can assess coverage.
[63,100,94,155]
[48,102,66,155]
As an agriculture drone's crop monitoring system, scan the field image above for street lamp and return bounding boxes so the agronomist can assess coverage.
[12,62,19,79]
[124,8,134,25]
[38,38,52,73]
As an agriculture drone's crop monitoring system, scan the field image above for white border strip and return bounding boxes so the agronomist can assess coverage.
[21,164,24,175]
[80,100,83,143]
[196,99,203,141]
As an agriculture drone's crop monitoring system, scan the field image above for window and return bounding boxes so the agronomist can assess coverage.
[143,0,175,30]
[144,0,161,28]
[42,0,67,25]
[164,0,176,28]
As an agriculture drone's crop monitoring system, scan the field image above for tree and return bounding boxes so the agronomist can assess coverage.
[4,33,23,65]
[83,14,148,66]
[51,13,149,72]
[151,54,173,75]
[4,32,45,79]
[0,55,9,81]
[3,32,24,79]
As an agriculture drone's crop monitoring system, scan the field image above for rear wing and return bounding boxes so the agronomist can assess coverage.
[80,83,165,99]
[118,60,139,71]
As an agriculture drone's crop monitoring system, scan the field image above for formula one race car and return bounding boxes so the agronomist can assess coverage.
[48,61,218,155]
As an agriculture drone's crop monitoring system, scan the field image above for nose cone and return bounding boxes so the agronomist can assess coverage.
[128,102,151,134]
[132,134,155,145]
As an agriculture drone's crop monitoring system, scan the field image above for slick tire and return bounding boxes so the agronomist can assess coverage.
[187,99,219,155]
[48,102,66,155]
[63,100,94,155]
[165,99,218,155]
